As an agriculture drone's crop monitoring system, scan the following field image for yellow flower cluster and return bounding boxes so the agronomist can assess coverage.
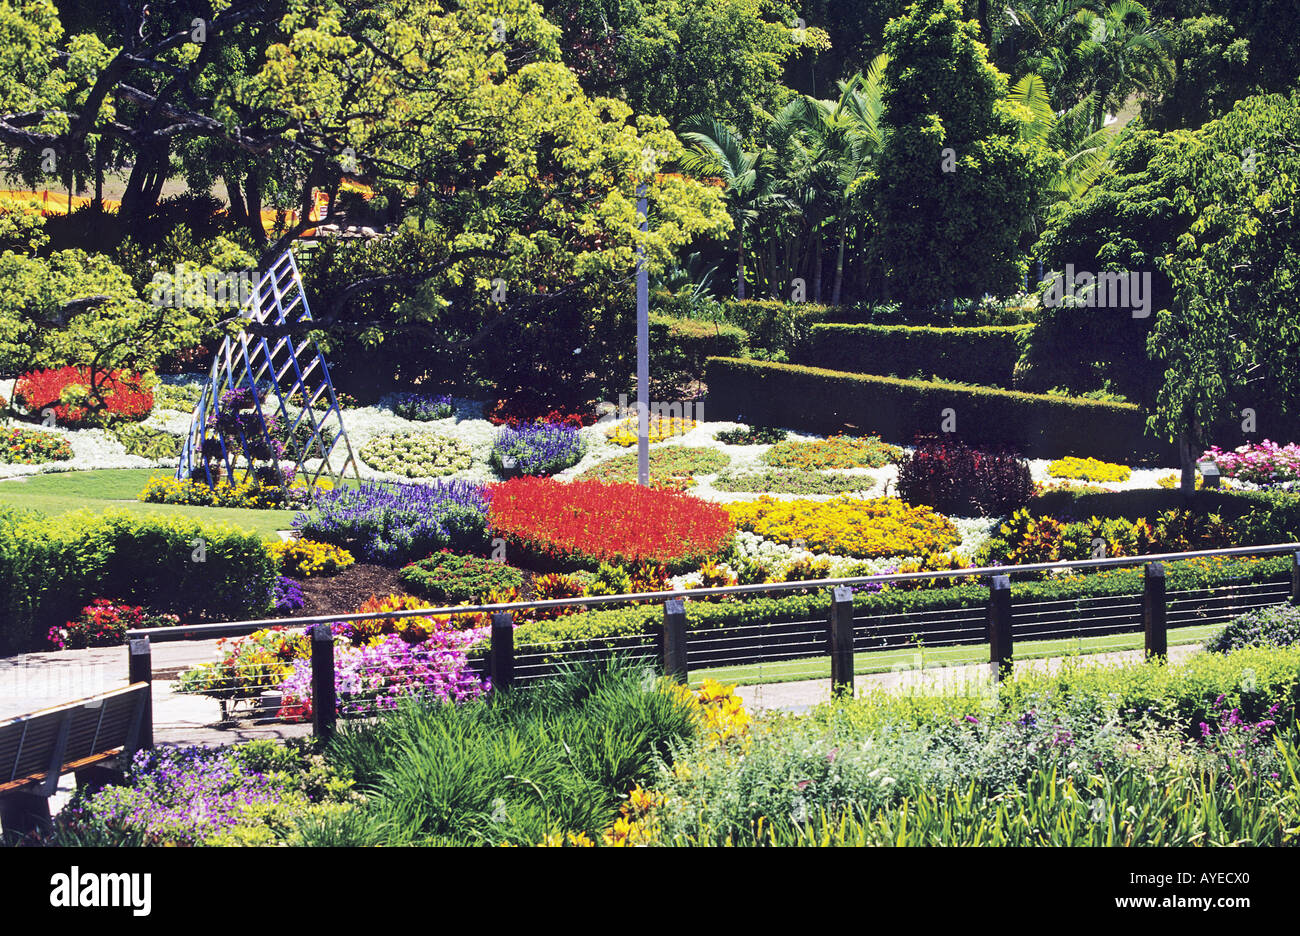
[1157,472,1204,490]
[270,538,355,577]
[1047,456,1132,483]
[726,496,960,558]
[604,415,696,447]
[139,475,332,508]
[602,785,666,847]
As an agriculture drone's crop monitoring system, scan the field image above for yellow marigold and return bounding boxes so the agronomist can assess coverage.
[270,539,355,577]
[1047,456,1132,483]
[604,415,696,447]
[726,496,960,558]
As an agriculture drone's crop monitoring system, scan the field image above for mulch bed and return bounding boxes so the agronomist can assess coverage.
[276,563,414,620]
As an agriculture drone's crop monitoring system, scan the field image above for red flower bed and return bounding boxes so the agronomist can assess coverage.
[13,366,153,427]
[488,477,734,572]
[487,396,598,428]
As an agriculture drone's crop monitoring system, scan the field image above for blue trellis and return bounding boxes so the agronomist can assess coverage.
[176,250,360,491]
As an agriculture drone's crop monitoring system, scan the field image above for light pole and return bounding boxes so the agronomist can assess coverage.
[636,181,649,487]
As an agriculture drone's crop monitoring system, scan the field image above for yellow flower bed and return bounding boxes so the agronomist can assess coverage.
[726,496,960,558]
[603,415,696,447]
[762,433,902,470]
[1047,456,1132,483]
[270,539,355,577]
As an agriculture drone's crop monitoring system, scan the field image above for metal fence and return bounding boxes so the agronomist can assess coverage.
[124,542,1300,739]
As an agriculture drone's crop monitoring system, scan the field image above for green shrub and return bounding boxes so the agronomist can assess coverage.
[0,507,276,653]
[649,313,748,394]
[110,421,182,459]
[705,356,1174,463]
[1028,488,1300,545]
[580,447,729,485]
[1208,604,1300,653]
[712,470,875,495]
[713,425,788,445]
[399,552,525,603]
[805,323,1031,388]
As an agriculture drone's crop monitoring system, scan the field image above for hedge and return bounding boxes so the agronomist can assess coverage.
[649,313,748,393]
[471,553,1288,663]
[0,507,276,654]
[704,356,1175,462]
[1029,487,1300,541]
[805,323,1031,388]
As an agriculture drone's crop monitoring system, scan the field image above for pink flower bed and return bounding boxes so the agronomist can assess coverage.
[1203,440,1300,486]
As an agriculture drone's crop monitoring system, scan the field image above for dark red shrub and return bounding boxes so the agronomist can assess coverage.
[897,435,1033,517]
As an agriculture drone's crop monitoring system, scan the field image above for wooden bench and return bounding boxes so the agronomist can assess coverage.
[0,682,151,838]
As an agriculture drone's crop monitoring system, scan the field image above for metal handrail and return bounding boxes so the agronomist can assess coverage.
[125,541,1300,643]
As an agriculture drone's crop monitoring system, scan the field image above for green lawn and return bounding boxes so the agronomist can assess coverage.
[688,622,1222,688]
[0,469,297,539]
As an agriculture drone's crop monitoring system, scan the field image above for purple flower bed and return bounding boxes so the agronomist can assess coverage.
[391,392,454,421]
[490,421,585,476]
[272,575,306,614]
[278,625,489,719]
[293,479,490,564]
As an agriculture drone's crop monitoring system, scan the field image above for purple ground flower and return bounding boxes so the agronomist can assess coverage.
[491,421,585,476]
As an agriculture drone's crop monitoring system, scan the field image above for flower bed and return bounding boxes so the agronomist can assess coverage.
[271,576,306,614]
[1204,440,1300,486]
[712,469,874,496]
[139,475,314,509]
[360,431,472,477]
[762,434,901,470]
[270,539,355,577]
[580,446,729,487]
[0,425,73,464]
[1047,455,1132,483]
[400,551,525,603]
[294,479,489,565]
[725,496,960,558]
[13,366,153,427]
[390,392,453,421]
[714,425,787,445]
[47,599,179,650]
[488,477,734,572]
[490,421,585,476]
[603,415,696,447]
[110,422,182,459]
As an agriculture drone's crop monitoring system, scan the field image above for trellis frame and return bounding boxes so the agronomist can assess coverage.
[176,250,359,492]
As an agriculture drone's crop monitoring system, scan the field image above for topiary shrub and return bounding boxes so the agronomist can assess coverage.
[1207,605,1300,654]
[399,551,525,603]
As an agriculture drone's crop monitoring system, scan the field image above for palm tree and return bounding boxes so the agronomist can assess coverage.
[1071,0,1171,131]
[677,118,763,300]
[1008,72,1120,205]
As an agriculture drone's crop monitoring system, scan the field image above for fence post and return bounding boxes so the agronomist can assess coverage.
[1144,561,1167,660]
[1292,551,1300,606]
[490,611,515,690]
[311,624,336,742]
[662,599,688,683]
[988,575,1012,680]
[127,637,153,751]
[829,586,855,697]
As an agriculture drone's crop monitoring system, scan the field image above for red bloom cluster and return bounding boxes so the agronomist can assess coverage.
[488,477,734,572]
[48,599,146,650]
[487,397,597,428]
[13,366,153,427]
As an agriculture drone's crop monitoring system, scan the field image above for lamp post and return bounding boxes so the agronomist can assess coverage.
[636,181,649,487]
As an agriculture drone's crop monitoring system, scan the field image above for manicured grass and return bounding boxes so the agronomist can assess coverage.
[688,621,1222,688]
[0,469,294,539]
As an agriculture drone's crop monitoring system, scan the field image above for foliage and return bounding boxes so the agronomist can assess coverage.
[317,662,699,845]
[977,506,1237,565]
[1208,605,1300,654]
[390,393,454,421]
[705,356,1164,462]
[491,421,585,476]
[399,552,526,604]
[713,425,787,445]
[712,469,875,496]
[488,477,734,572]
[294,480,490,566]
[807,323,1031,388]
[109,422,181,460]
[0,425,72,464]
[580,446,729,487]
[762,434,901,470]
[13,366,152,427]
[726,496,961,558]
[1047,456,1133,483]
[270,539,356,578]
[896,437,1034,516]
[649,313,748,394]
[359,432,472,478]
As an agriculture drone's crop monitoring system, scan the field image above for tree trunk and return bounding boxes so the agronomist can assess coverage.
[93,138,105,212]
[736,221,746,300]
[812,229,823,303]
[831,215,847,306]
[225,175,248,229]
[1178,432,1198,498]
[243,172,268,247]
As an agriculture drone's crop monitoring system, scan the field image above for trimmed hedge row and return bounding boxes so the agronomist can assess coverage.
[704,356,1175,462]
[0,507,276,654]
[649,313,748,392]
[470,554,1289,663]
[805,323,1031,388]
